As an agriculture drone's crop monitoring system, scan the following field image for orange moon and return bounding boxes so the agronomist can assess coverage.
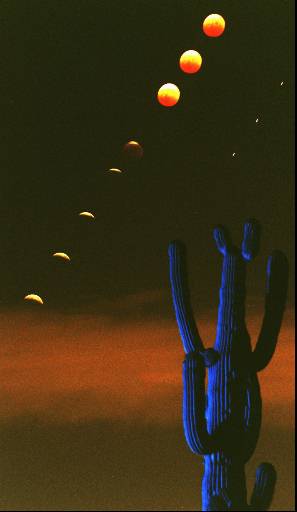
[179,50,202,74]
[53,252,71,261]
[157,83,180,107]
[24,294,44,305]
[203,14,225,37]
[123,140,143,159]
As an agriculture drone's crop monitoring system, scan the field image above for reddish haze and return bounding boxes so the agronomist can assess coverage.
[0,292,294,427]
[0,292,294,511]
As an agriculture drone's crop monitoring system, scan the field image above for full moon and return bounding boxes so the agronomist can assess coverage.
[123,140,143,159]
[179,50,202,74]
[157,83,180,107]
[53,252,71,261]
[203,14,225,37]
[24,293,44,305]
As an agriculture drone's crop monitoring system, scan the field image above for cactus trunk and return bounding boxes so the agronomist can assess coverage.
[202,454,248,511]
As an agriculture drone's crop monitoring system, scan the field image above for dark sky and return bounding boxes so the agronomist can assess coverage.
[0,1,294,511]
[0,0,294,307]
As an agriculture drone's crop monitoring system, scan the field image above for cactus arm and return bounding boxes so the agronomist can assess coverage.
[252,251,289,372]
[241,219,261,261]
[213,225,233,255]
[242,375,262,462]
[168,240,204,354]
[183,355,216,455]
[250,463,277,511]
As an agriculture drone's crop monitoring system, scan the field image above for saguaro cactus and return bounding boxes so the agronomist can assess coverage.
[168,220,289,511]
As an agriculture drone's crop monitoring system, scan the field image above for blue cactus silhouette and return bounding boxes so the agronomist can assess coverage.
[168,220,288,511]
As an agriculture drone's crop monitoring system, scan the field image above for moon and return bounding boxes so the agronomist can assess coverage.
[123,140,143,159]
[203,14,225,37]
[108,168,123,173]
[179,50,202,74]
[157,83,180,107]
[53,252,71,261]
[24,294,44,305]
[79,211,95,219]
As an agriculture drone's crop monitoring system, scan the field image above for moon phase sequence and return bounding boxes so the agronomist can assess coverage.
[22,12,225,306]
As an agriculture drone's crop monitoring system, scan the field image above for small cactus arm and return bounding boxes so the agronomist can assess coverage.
[168,220,289,511]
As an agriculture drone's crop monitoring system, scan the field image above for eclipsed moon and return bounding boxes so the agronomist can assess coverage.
[157,83,180,107]
[24,294,44,305]
[108,168,123,174]
[179,50,202,74]
[203,14,225,37]
[79,211,95,219]
[53,252,71,261]
[123,140,143,159]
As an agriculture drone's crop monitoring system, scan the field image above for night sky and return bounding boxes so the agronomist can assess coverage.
[0,1,294,510]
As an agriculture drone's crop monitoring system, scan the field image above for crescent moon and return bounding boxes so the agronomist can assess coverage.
[79,211,95,219]
[123,140,144,158]
[53,252,71,261]
[108,168,123,174]
[24,294,44,305]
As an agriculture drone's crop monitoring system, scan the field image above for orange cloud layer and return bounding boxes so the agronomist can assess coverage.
[0,295,294,425]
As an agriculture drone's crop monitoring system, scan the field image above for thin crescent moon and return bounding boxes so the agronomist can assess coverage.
[79,211,95,219]
[53,252,71,261]
[24,294,44,305]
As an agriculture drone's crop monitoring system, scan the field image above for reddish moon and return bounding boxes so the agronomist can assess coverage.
[203,14,225,37]
[123,140,143,159]
[157,83,180,107]
[179,50,202,74]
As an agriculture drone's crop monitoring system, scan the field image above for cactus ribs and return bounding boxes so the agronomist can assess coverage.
[168,220,289,511]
